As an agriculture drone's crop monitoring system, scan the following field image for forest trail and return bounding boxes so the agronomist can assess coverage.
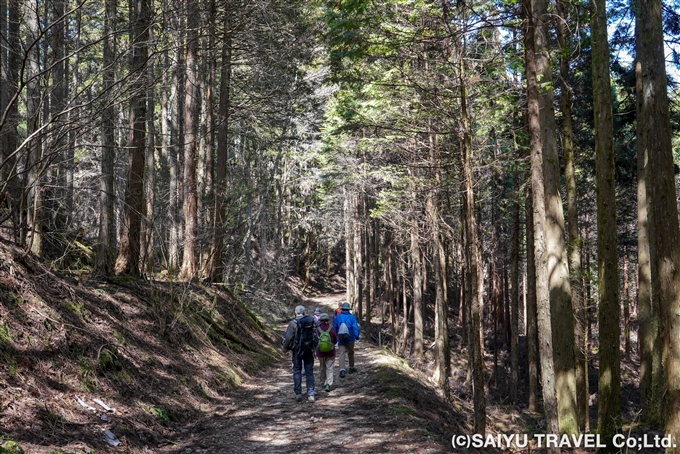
[161,293,459,453]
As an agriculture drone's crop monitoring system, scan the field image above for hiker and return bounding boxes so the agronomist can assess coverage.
[281,305,317,402]
[334,301,343,317]
[313,307,321,326]
[333,301,360,378]
[316,313,337,392]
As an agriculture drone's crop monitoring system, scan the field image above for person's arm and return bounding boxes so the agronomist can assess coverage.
[282,320,296,352]
[353,316,360,340]
[331,327,338,344]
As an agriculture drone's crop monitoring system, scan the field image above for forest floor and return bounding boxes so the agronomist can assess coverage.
[158,293,464,453]
[0,239,665,453]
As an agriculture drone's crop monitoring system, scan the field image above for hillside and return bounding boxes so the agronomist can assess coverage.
[0,241,283,453]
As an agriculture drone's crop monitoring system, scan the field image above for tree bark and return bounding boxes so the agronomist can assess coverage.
[510,160,520,404]
[353,192,363,319]
[207,14,232,282]
[168,6,185,273]
[526,183,539,412]
[460,60,485,435]
[97,0,117,274]
[411,216,424,362]
[115,0,149,276]
[180,5,199,279]
[634,28,655,423]
[592,0,621,442]
[523,0,559,443]
[635,0,680,445]
[364,217,372,341]
[24,0,44,256]
[633,0,661,425]
[142,26,156,273]
[0,0,20,241]
[532,0,577,434]
[429,136,449,387]
[344,186,355,304]
[556,0,587,430]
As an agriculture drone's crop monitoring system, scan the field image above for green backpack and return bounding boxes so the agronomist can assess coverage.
[318,325,333,353]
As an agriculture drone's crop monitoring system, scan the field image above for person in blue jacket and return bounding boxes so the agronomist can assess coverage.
[333,301,360,378]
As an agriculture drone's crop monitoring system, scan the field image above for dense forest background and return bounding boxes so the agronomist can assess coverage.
[2,0,680,449]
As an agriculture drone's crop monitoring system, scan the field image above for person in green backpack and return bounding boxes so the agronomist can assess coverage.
[315,313,338,392]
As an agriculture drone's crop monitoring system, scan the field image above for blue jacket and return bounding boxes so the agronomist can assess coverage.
[333,310,360,345]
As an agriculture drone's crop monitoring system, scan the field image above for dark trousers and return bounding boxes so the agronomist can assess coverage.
[292,351,315,396]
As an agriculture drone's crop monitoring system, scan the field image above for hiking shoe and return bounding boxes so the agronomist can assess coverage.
[324,384,331,392]
[295,394,302,402]
[308,395,315,403]
[349,367,357,374]
[339,369,346,378]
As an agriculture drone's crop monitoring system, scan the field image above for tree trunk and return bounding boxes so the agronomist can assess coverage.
[142,26,156,273]
[24,0,43,256]
[592,0,621,442]
[365,218,372,341]
[51,0,67,232]
[97,0,117,274]
[345,186,355,304]
[623,248,630,361]
[411,217,424,362]
[168,7,185,273]
[180,5,199,279]
[634,0,662,425]
[556,0,587,430]
[510,160,520,404]
[429,132,449,387]
[635,0,680,445]
[115,0,149,276]
[634,23,655,422]
[532,0,577,434]
[523,0,559,443]
[526,184,539,412]
[399,251,410,355]
[0,0,6,202]
[207,15,232,282]
[353,192,363,319]
[197,1,215,251]
[460,61,485,436]
[64,7,79,229]
[1,0,20,242]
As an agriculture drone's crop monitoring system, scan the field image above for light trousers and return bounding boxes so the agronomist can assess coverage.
[337,343,355,371]
[318,356,335,386]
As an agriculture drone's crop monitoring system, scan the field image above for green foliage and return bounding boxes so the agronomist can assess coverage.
[0,321,13,345]
[136,401,171,422]
[77,358,97,392]
[113,329,127,345]
[98,347,122,372]
[392,405,416,416]
[62,300,89,319]
[151,406,170,423]
[0,441,24,454]
[106,275,134,285]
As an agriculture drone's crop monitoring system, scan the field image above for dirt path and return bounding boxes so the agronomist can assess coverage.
[162,293,459,453]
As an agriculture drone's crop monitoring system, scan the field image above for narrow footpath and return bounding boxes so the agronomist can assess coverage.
[162,293,461,453]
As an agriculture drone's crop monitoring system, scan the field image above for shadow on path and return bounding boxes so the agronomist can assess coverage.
[164,293,462,453]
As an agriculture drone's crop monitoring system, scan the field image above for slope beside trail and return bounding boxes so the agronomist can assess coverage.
[161,293,463,453]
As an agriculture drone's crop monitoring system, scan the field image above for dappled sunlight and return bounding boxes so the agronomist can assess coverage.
[229,408,264,418]
[165,293,460,452]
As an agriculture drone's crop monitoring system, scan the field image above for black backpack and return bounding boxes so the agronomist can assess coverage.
[294,315,318,355]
